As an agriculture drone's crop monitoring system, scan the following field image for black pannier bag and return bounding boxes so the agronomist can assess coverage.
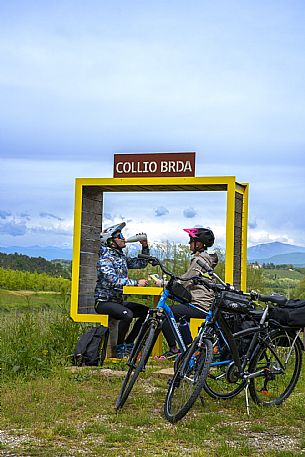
[221,312,258,357]
[269,299,305,328]
[73,325,109,366]
[220,290,254,314]
[167,280,192,304]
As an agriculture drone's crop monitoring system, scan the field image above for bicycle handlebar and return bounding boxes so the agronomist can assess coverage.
[193,278,287,305]
[250,292,287,305]
[139,254,288,306]
[138,254,190,282]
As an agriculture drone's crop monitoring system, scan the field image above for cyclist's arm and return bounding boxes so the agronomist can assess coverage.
[127,245,150,269]
[97,257,138,287]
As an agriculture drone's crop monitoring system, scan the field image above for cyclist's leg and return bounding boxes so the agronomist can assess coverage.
[95,300,133,355]
[122,300,149,344]
[158,304,206,359]
[173,303,207,320]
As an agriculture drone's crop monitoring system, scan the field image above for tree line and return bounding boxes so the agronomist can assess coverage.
[0,252,71,279]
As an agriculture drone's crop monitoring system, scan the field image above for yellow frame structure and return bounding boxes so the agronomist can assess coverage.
[71,176,249,324]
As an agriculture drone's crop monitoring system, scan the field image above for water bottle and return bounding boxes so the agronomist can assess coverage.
[125,233,147,243]
[178,318,192,346]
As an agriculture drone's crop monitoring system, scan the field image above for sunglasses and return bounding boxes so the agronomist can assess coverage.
[115,232,124,240]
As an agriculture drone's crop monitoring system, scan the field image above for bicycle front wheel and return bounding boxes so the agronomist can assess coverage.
[249,329,303,406]
[116,321,159,410]
[164,337,213,423]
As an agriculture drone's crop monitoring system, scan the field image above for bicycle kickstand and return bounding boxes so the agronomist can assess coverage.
[244,379,250,416]
[199,393,205,407]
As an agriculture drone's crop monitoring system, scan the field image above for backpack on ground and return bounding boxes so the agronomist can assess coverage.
[73,325,109,366]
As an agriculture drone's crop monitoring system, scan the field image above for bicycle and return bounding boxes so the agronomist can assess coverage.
[164,259,304,422]
[115,254,209,410]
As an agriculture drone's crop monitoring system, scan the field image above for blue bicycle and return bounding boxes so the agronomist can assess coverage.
[115,254,209,410]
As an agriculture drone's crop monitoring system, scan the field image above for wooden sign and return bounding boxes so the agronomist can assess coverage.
[113,152,196,178]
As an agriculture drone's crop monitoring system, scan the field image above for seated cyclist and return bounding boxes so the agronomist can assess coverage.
[153,226,218,360]
[94,222,150,358]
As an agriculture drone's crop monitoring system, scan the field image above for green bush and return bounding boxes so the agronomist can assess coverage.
[0,306,85,381]
[0,267,71,292]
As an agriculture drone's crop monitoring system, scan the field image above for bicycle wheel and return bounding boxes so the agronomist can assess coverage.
[203,337,244,399]
[164,337,213,423]
[116,321,159,410]
[203,362,245,399]
[249,329,302,406]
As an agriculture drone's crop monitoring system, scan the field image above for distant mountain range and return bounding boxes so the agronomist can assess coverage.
[248,242,305,267]
[1,241,305,266]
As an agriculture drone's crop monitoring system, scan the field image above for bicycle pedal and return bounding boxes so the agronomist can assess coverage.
[259,389,270,395]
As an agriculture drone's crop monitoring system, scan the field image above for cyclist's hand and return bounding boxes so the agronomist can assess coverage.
[137,279,148,287]
[138,233,148,247]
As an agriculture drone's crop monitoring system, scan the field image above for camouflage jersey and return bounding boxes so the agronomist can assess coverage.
[94,245,150,303]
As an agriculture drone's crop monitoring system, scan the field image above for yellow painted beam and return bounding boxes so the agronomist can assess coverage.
[70,179,82,322]
[225,177,236,284]
[240,183,249,291]
[123,286,163,295]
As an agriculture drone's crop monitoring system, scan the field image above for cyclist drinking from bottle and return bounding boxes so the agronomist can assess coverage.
[94,222,150,358]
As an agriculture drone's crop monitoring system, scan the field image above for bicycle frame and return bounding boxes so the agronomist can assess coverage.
[200,301,303,379]
[128,286,207,362]
[156,288,207,354]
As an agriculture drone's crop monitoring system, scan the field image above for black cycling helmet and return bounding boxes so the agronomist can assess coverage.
[183,227,215,248]
[100,222,126,246]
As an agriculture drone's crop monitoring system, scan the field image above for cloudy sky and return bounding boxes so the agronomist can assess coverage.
[1,1,305,250]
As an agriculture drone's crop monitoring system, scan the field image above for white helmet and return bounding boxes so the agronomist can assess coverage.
[100,222,126,245]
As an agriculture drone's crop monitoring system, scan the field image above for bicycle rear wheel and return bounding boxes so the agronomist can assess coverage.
[116,321,159,410]
[249,329,302,406]
[164,337,213,423]
[202,329,245,399]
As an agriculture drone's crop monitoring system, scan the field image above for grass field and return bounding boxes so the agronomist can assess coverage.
[263,269,304,281]
[0,282,304,456]
[0,289,69,312]
[1,361,305,457]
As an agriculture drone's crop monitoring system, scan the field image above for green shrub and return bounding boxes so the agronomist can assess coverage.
[0,267,71,292]
[0,306,85,381]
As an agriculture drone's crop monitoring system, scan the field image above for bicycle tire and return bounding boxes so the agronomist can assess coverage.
[203,362,245,399]
[201,326,245,400]
[164,337,213,423]
[116,321,159,410]
[248,328,302,406]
